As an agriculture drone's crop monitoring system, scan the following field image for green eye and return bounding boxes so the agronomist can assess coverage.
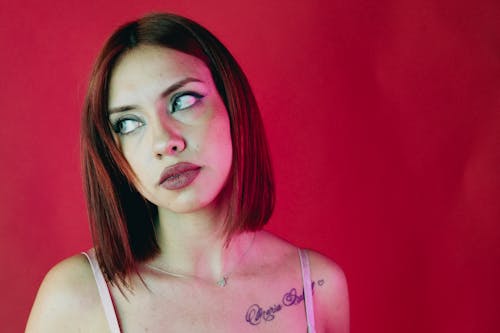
[171,92,204,113]
[112,117,144,135]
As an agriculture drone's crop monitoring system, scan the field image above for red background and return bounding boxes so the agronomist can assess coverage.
[1,0,499,332]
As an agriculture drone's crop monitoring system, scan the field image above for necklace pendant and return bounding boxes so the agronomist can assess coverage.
[216,276,227,287]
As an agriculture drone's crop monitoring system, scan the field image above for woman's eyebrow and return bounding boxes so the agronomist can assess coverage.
[160,77,204,99]
[108,77,204,115]
[109,105,136,115]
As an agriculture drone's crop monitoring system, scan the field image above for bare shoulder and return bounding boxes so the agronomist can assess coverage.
[307,250,348,290]
[254,230,299,256]
[254,232,349,331]
[25,253,107,332]
[307,249,350,333]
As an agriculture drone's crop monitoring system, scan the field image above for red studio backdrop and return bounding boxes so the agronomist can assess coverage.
[0,0,499,332]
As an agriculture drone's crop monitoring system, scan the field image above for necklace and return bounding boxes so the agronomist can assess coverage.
[146,232,256,287]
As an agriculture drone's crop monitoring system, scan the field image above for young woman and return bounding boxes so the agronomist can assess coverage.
[26,13,349,332]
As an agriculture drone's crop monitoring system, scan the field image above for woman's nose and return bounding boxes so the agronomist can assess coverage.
[152,122,186,159]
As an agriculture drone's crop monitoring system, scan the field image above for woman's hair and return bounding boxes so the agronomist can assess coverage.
[81,13,274,286]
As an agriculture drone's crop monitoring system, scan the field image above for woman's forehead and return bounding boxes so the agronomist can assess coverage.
[108,45,213,108]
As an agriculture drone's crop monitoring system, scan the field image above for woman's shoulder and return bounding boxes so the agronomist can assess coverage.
[305,249,347,285]
[305,249,350,332]
[26,251,108,332]
[32,252,95,304]
[256,230,345,269]
[257,230,346,275]
[257,231,350,332]
[42,251,94,282]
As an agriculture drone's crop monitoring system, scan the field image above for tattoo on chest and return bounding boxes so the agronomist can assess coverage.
[245,279,324,326]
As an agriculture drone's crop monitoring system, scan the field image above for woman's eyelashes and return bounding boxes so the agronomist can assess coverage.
[170,91,205,113]
[112,116,144,135]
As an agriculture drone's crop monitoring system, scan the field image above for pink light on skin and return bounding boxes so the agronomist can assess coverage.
[107,45,233,214]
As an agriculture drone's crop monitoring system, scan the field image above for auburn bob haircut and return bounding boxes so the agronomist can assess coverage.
[81,13,274,286]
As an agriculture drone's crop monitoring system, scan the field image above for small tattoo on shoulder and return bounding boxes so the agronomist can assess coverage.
[244,279,325,326]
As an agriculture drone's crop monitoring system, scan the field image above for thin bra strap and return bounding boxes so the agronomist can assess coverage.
[298,248,317,333]
[82,250,121,333]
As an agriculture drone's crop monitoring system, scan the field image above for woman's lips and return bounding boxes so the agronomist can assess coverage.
[159,162,201,190]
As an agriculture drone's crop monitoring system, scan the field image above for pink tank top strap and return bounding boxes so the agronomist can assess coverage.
[298,248,317,333]
[82,249,121,333]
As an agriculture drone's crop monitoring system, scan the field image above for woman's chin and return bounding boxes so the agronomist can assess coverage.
[155,196,217,215]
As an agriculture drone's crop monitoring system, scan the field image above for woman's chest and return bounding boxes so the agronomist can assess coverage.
[112,277,313,333]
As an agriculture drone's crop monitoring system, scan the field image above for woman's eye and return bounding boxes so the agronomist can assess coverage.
[171,92,204,113]
[112,118,144,135]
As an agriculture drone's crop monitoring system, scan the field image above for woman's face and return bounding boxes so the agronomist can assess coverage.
[108,45,232,213]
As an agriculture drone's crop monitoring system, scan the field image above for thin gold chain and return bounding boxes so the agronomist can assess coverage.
[146,232,256,287]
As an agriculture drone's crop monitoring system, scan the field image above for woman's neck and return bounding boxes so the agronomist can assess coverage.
[149,206,254,283]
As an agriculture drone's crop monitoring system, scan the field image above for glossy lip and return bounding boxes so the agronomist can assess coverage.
[158,162,202,190]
